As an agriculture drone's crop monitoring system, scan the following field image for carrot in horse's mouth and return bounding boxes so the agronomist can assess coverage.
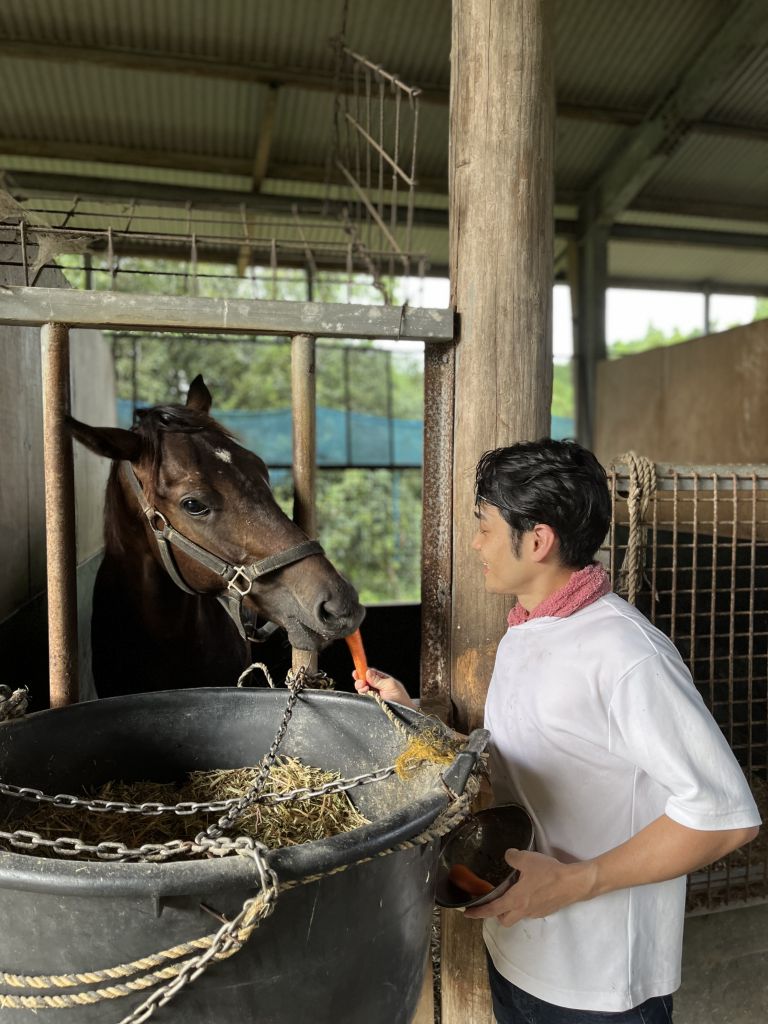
[345,628,368,684]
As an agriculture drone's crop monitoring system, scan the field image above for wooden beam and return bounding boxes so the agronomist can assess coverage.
[606,275,768,298]
[252,85,280,192]
[5,171,450,226]
[0,139,449,195]
[584,0,768,227]
[0,287,455,340]
[3,38,764,143]
[0,38,451,105]
[443,2,555,1022]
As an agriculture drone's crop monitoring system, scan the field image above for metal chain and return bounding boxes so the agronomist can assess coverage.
[0,765,397,818]
[200,667,306,842]
[117,839,279,1024]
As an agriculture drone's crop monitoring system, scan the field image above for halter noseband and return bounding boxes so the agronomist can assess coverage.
[121,461,324,643]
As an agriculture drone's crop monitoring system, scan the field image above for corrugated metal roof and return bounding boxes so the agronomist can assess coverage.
[555,120,630,192]
[554,0,729,111]
[707,46,768,126]
[0,0,766,289]
[640,134,768,210]
[0,0,450,89]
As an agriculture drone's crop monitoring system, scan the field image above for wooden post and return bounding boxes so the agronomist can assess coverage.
[41,322,79,707]
[291,333,318,676]
[444,1,555,1021]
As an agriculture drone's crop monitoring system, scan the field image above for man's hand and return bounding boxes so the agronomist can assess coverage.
[353,667,415,709]
[464,849,593,927]
[463,817,759,928]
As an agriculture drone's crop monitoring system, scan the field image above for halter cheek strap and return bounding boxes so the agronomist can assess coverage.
[120,462,324,643]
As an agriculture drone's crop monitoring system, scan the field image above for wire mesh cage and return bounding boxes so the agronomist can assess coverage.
[605,460,768,913]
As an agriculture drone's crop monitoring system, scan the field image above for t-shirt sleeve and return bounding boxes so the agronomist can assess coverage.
[608,651,761,831]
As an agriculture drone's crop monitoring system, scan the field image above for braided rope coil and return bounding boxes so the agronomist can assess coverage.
[614,452,657,606]
[0,687,28,723]
[0,679,480,1020]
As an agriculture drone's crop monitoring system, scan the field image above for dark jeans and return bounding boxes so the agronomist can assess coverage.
[487,954,674,1024]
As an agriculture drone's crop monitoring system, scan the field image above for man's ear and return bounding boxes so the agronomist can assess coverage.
[186,375,212,414]
[530,523,558,562]
[66,416,142,462]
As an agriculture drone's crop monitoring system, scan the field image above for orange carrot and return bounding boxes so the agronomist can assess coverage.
[345,628,369,685]
[448,863,495,897]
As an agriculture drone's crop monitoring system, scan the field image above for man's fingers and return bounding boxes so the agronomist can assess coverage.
[504,847,525,868]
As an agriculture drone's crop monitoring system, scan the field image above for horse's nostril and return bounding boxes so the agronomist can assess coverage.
[316,592,349,625]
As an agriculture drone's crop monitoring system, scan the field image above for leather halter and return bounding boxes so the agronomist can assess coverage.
[121,461,324,643]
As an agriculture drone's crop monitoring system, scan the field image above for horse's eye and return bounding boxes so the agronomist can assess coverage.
[180,497,209,517]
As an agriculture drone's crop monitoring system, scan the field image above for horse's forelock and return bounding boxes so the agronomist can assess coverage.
[132,405,236,504]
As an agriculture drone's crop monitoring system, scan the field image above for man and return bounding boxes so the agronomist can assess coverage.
[355,439,760,1024]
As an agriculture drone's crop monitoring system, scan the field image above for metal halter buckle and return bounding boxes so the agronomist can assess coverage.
[228,566,253,597]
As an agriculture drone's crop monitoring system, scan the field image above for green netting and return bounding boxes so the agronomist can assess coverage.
[118,403,574,466]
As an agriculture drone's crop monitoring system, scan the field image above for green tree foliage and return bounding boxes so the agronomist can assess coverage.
[754,297,768,321]
[552,363,573,418]
[608,322,703,358]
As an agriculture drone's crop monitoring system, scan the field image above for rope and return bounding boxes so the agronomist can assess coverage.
[0,673,480,1018]
[615,452,657,605]
[0,782,477,1016]
[0,687,28,722]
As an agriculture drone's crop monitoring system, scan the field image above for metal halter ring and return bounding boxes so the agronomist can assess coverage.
[228,566,253,597]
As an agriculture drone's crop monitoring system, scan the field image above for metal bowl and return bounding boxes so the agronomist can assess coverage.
[435,803,535,909]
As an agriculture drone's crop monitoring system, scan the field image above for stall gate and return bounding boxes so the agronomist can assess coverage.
[608,459,768,913]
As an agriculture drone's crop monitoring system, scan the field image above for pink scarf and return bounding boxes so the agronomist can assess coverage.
[507,563,611,627]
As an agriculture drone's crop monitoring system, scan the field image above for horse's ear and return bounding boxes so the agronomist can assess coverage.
[66,416,142,462]
[186,375,212,413]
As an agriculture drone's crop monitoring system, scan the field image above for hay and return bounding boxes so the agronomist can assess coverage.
[0,756,369,862]
[394,728,460,779]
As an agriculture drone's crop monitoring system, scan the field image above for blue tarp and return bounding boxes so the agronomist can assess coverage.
[117,400,575,466]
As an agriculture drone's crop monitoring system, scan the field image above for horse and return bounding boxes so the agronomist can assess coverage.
[67,375,364,698]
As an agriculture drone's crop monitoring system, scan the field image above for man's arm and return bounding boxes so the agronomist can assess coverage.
[464,814,759,928]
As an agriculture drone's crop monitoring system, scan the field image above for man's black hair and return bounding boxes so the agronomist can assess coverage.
[474,438,611,568]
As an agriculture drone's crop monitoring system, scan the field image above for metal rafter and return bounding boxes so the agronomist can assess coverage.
[582,0,768,230]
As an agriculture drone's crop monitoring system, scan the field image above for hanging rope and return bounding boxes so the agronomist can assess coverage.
[0,687,28,722]
[615,452,657,605]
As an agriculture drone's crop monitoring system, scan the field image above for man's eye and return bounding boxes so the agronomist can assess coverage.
[181,497,210,517]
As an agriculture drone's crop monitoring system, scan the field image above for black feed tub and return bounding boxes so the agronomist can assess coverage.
[0,688,484,1023]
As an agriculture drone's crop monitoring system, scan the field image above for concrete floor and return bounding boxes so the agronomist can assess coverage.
[675,904,768,1023]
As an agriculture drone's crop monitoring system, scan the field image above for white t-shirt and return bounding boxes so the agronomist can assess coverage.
[483,592,761,1013]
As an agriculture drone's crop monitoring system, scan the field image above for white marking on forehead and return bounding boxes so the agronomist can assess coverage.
[214,448,232,463]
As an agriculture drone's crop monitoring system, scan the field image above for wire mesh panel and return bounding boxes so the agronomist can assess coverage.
[605,462,768,913]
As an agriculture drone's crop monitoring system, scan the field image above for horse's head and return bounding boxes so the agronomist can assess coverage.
[68,376,364,651]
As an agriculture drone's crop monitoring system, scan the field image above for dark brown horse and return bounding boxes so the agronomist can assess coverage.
[68,376,364,698]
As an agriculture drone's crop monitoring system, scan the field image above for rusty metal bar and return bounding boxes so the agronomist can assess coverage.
[419,341,455,720]
[291,333,318,677]
[41,322,79,707]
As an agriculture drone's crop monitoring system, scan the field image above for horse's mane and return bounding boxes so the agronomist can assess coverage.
[104,404,236,555]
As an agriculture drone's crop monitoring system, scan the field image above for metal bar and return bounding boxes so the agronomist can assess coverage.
[612,466,768,489]
[335,160,405,257]
[291,333,318,677]
[419,341,455,721]
[342,110,415,187]
[0,286,454,340]
[342,46,422,99]
[41,323,79,707]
